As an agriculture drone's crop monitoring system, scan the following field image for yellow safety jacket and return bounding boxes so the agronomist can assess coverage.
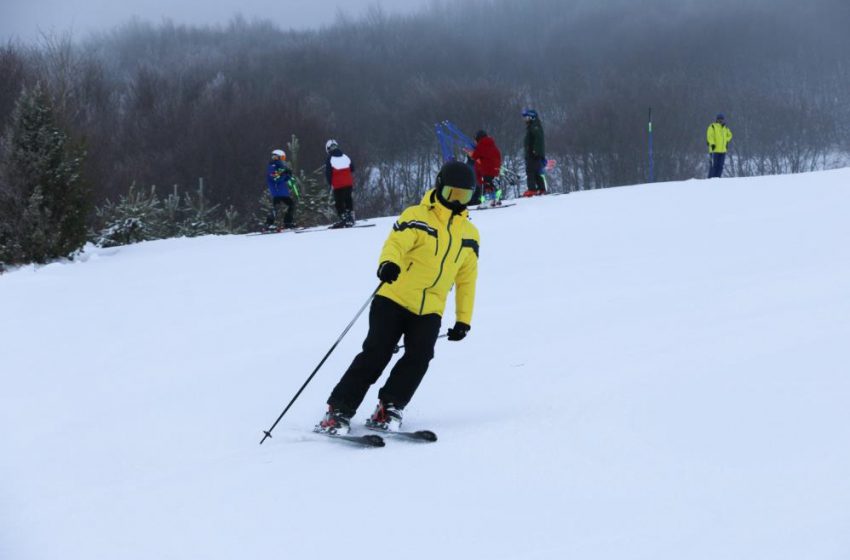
[377,190,480,325]
[706,122,733,153]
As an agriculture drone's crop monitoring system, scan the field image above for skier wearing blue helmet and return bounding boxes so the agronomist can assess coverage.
[522,108,547,196]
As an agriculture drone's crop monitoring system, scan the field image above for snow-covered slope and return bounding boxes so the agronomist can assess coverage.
[2,170,850,560]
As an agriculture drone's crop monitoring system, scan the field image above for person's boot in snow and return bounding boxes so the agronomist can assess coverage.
[365,400,403,432]
[315,405,351,435]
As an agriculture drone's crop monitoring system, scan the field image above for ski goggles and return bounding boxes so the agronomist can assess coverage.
[441,185,474,205]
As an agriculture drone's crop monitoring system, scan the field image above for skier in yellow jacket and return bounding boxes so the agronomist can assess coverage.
[316,160,480,435]
[707,113,733,178]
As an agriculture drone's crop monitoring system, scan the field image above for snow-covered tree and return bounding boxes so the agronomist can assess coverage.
[94,181,242,246]
[178,180,224,236]
[93,184,164,247]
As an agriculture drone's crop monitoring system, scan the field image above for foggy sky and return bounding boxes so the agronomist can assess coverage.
[0,0,430,43]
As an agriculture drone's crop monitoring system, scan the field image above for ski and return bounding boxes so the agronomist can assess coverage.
[316,432,386,447]
[295,223,376,234]
[367,428,438,442]
[471,203,516,211]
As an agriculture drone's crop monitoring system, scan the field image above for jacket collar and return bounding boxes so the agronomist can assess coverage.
[422,189,469,221]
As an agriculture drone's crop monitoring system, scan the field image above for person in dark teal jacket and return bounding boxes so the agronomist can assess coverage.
[522,108,547,196]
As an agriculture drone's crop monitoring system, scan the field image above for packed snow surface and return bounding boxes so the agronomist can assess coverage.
[2,170,850,559]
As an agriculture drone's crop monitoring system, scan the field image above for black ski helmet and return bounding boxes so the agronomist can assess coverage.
[435,160,475,212]
[475,130,487,140]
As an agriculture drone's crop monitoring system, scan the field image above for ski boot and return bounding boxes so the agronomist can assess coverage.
[314,405,351,435]
[365,401,403,432]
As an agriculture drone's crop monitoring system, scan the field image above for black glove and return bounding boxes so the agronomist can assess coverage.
[446,322,471,341]
[710,144,716,151]
[377,261,401,284]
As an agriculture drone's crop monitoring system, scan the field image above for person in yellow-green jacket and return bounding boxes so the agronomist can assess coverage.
[316,160,480,436]
[707,113,733,178]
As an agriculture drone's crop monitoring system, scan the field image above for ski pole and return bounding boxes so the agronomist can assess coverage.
[393,333,448,354]
[647,107,654,183]
[259,283,383,445]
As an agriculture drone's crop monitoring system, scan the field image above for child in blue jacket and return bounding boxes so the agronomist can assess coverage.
[266,149,296,229]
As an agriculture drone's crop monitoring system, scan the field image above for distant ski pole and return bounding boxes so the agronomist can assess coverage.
[647,107,654,183]
[259,283,383,445]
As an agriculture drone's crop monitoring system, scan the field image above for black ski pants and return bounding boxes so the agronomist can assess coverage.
[332,186,354,218]
[328,295,442,417]
[525,157,546,192]
[267,196,295,227]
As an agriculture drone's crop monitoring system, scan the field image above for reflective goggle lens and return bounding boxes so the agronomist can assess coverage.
[441,185,473,204]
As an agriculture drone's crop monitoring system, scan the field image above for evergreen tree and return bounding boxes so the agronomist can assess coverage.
[0,82,90,264]
[254,185,274,230]
[221,204,244,234]
[286,135,335,227]
[159,185,182,238]
[178,179,224,236]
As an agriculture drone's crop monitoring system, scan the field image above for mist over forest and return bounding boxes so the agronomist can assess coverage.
[1,0,849,242]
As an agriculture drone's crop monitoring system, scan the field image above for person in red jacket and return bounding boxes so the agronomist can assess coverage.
[324,139,356,228]
[467,130,502,207]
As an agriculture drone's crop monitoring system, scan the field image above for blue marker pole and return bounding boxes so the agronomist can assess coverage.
[435,123,453,162]
[648,107,654,183]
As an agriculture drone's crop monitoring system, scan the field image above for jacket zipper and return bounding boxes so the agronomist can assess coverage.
[420,214,454,314]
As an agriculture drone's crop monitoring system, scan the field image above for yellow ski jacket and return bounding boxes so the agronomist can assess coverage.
[377,189,480,325]
[706,122,733,153]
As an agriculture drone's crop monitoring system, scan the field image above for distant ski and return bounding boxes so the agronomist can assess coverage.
[295,224,376,234]
[246,228,300,236]
[471,203,516,211]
